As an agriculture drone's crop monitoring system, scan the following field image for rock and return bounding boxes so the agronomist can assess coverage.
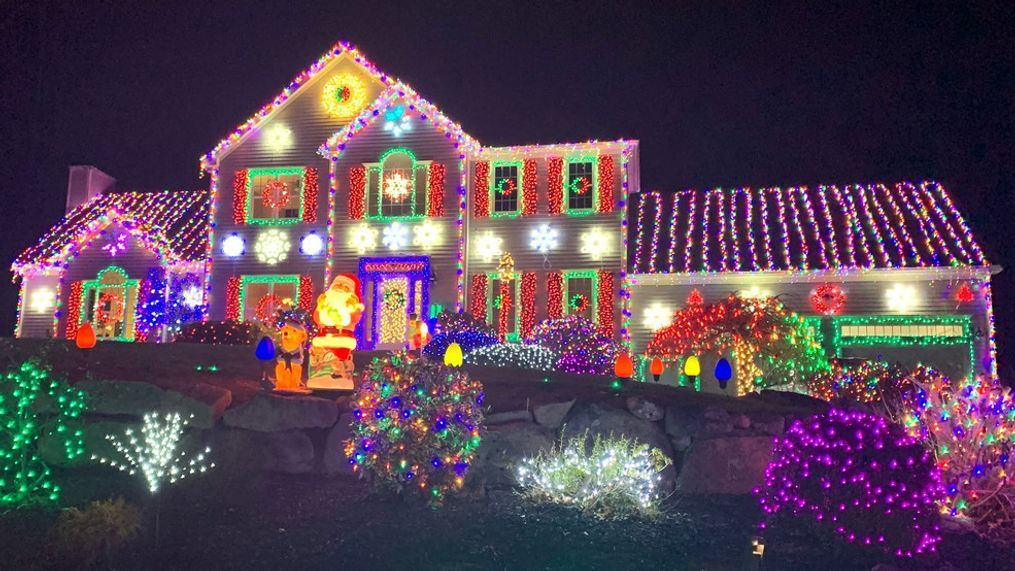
[486,410,533,425]
[731,413,751,430]
[751,415,785,436]
[703,406,730,423]
[676,434,775,494]
[263,430,316,474]
[664,406,701,439]
[757,389,829,411]
[75,379,231,429]
[211,428,315,474]
[871,565,902,571]
[323,413,355,475]
[671,434,692,452]
[704,421,733,434]
[533,399,574,428]
[625,396,664,421]
[473,422,554,489]
[223,393,339,432]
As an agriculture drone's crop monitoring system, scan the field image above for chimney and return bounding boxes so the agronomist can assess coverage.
[66,165,116,213]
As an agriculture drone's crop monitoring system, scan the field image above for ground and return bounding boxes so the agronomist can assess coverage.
[1,338,1013,569]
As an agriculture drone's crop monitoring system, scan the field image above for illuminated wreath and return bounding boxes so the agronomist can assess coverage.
[568,293,590,313]
[255,293,282,322]
[322,73,367,119]
[261,180,291,209]
[496,178,516,196]
[383,289,406,311]
[568,176,591,196]
[810,284,846,315]
[96,292,124,324]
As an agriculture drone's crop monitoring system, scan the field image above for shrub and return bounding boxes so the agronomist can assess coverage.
[757,409,943,557]
[464,343,559,371]
[0,360,86,506]
[525,316,620,376]
[517,431,672,519]
[174,320,256,345]
[805,359,910,404]
[422,311,499,361]
[430,309,496,337]
[345,353,484,503]
[49,498,141,567]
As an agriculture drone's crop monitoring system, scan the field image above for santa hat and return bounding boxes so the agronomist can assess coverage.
[330,273,361,296]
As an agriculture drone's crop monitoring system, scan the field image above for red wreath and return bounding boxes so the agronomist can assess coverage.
[261,180,291,210]
[569,293,590,313]
[96,292,124,324]
[570,176,591,195]
[255,293,282,322]
[810,284,846,315]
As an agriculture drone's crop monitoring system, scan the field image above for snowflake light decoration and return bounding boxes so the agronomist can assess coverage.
[642,302,673,331]
[739,286,773,300]
[383,222,409,251]
[300,232,324,256]
[349,224,378,253]
[475,232,503,262]
[221,233,245,257]
[263,123,292,152]
[181,286,204,309]
[28,287,55,313]
[383,171,413,202]
[383,105,413,137]
[253,228,290,265]
[530,224,559,254]
[885,283,919,313]
[579,228,610,260]
[102,233,128,257]
[413,220,441,249]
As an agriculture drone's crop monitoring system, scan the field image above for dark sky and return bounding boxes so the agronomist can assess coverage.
[1,2,1013,368]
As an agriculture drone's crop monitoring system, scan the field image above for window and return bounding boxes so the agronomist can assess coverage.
[366,148,429,219]
[492,163,520,215]
[563,270,598,321]
[79,266,139,341]
[248,167,304,224]
[566,159,596,213]
[487,275,521,340]
[240,275,300,322]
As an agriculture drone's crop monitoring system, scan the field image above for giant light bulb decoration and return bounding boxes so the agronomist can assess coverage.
[253,229,290,265]
[221,233,245,257]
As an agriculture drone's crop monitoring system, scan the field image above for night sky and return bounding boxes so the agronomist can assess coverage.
[1,2,1012,369]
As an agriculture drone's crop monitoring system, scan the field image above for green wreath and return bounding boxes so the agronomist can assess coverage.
[568,293,590,313]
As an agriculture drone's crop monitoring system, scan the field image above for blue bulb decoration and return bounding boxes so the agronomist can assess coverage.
[715,357,733,390]
[255,336,276,361]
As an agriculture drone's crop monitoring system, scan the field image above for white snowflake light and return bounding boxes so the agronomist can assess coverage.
[349,224,378,254]
[181,286,204,309]
[28,287,55,313]
[383,222,409,251]
[383,105,413,137]
[579,228,611,260]
[530,224,559,254]
[642,302,673,331]
[300,232,324,256]
[383,172,412,202]
[254,228,290,265]
[221,233,245,257]
[885,283,919,313]
[93,412,214,494]
[413,220,441,249]
[475,232,503,262]
[263,123,293,152]
[739,286,773,300]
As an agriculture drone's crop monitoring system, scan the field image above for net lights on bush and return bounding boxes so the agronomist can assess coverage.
[221,233,245,257]
[530,224,559,254]
[517,432,672,519]
[526,316,620,376]
[349,223,378,253]
[463,344,559,372]
[805,360,909,403]
[757,409,944,558]
[253,229,290,265]
[382,222,409,250]
[93,412,213,494]
[345,353,484,503]
[0,360,86,506]
[885,283,919,313]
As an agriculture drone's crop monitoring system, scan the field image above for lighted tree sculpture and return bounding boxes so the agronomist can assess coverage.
[0,360,86,506]
[646,292,828,395]
[93,412,213,494]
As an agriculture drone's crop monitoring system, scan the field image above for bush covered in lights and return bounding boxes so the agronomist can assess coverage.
[757,409,944,558]
[898,366,1015,536]
[422,310,499,361]
[175,320,257,345]
[0,360,86,506]
[805,359,910,404]
[464,343,559,372]
[517,431,672,519]
[525,316,620,376]
[345,353,484,503]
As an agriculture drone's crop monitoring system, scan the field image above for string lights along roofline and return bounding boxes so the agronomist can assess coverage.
[629,180,988,274]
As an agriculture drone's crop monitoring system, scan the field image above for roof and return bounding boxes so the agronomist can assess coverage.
[13,190,209,276]
[628,181,987,274]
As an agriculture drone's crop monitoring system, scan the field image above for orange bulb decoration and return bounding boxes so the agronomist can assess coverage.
[650,357,664,382]
[75,323,97,349]
[614,353,634,381]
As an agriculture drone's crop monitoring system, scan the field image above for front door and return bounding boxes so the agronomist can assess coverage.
[359,256,431,350]
[377,276,409,348]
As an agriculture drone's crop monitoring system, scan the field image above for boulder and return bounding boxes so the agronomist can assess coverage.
[731,413,751,430]
[757,389,829,411]
[533,399,574,428]
[676,434,775,494]
[625,396,664,421]
[472,422,554,489]
[75,379,231,429]
[211,428,316,474]
[751,414,785,436]
[323,413,355,475]
[664,406,701,440]
[671,434,692,452]
[223,393,339,432]
[486,409,533,425]
[702,406,733,434]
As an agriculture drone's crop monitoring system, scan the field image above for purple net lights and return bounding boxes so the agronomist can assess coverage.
[756,409,944,558]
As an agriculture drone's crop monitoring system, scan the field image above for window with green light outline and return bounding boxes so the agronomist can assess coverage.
[490,161,523,218]
[363,148,431,221]
[246,167,305,225]
[237,275,301,322]
[485,271,523,341]
[79,266,139,342]
[563,156,598,216]
[831,314,975,378]
[561,269,599,321]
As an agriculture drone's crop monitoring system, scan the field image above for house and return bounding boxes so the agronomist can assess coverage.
[10,41,997,387]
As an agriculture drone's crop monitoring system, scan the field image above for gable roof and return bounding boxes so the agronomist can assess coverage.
[199,41,394,172]
[13,190,209,276]
[628,181,987,274]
